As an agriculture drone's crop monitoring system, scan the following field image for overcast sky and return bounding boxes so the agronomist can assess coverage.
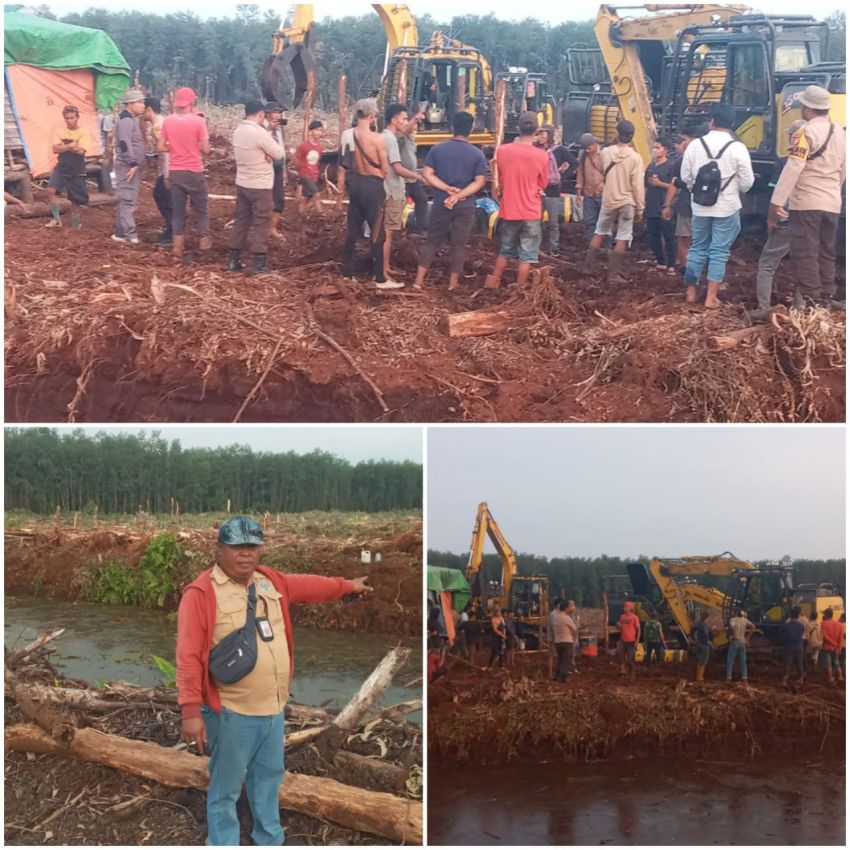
[45,426,422,463]
[42,1,844,25]
[427,427,846,561]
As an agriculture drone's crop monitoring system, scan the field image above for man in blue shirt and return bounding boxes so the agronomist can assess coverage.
[781,606,806,688]
[413,112,488,291]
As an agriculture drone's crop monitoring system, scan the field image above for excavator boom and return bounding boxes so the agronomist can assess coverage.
[372,3,419,50]
[466,501,520,604]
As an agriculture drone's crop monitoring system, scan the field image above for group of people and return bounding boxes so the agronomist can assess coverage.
[619,604,847,687]
[38,84,845,309]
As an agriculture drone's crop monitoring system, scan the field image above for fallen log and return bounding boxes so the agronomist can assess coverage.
[709,325,772,351]
[441,308,515,338]
[333,751,411,796]
[6,628,66,667]
[318,645,410,756]
[5,723,422,844]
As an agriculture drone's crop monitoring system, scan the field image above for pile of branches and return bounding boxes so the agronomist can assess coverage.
[429,669,844,766]
[5,630,422,845]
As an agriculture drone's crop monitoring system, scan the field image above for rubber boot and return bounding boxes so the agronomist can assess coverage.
[249,253,272,277]
[227,249,246,272]
[172,234,185,262]
[582,245,605,275]
[269,211,284,240]
[696,665,705,682]
[607,250,629,285]
[198,235,212,252]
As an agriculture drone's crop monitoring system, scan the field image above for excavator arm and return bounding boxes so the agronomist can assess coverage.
[260,4,316,107]
[653,553,756,577]
[372,3,418,50]
[593,4,748,163]
[466,501,519,608]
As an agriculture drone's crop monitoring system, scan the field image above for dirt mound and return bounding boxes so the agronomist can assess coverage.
[429,652,844,765]
[5,177,844,423]
[4,518,422,636]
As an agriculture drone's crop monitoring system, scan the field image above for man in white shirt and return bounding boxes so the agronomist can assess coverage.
[680,102,754,308]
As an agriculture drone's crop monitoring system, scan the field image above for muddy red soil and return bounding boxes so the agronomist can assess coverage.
[5,136,844,423]
[4,520,422,636]
[429,650,845,765]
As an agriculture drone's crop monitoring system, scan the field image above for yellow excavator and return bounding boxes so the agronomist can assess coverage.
[565,4,846,213]
[260,4,556,150]
[465,501,549,647]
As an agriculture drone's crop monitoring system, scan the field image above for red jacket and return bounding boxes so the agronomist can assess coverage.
[176,565,355,719]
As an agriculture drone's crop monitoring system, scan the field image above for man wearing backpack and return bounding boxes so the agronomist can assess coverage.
[680,103,754,308]
[587,120,645,284]
[769,85,846,309]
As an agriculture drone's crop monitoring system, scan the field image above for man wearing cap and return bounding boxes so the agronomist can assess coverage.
[769,85,846,309]
[484,111,548,290]
[534,124,575,258]
[588,120,645,284]
[576,133,605,264]
[263,102,287,239]
[753,119,807,315]
[229,101,285,276]
[112,88,146,244]
[617,601,641,677]
[176,516,372,846]
[158,87,211,262]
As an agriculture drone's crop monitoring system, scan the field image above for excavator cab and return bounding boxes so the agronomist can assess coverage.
[723,566,796,644]
[792,583,845,622]
[496,69,557,139]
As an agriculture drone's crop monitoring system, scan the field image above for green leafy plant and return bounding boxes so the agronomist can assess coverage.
[151,655,177,687]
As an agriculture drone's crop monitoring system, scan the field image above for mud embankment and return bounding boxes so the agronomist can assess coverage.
[429,653,844,765]
[4,521,422,636]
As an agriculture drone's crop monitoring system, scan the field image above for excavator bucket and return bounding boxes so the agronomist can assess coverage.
[259,33,315,108]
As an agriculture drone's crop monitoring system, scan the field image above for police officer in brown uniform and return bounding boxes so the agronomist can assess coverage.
[769,85,847,308]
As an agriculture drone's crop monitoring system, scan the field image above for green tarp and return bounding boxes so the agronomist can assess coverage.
[4,7,130,109]
[427,565,471,612]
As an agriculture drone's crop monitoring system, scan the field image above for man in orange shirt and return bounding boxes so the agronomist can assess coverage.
[618,601,641,676]
[177,516,372,845]
[820,607,844,685]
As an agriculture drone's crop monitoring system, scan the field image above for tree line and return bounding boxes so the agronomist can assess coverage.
[428,550,845,608]
[39,6,845,111]
[4,429,422,515]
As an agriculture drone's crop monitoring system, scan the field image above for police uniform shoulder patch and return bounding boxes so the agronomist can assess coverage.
[789,128,810,161]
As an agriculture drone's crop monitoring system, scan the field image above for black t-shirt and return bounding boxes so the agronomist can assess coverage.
[540,145,577,197]
[670,154,692,217]
[644,157,678,218]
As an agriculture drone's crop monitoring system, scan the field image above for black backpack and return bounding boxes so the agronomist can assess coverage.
[692,138,737,206]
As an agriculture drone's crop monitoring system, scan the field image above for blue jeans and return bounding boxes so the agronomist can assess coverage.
[685,211,741,285]
[499,219,542,263]
[202,705,285,846]
[726,640,748,681]
[581,195,602,241]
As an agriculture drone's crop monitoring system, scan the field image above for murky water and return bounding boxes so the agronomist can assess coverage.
[429,755,845,845]
[5,597,420,720]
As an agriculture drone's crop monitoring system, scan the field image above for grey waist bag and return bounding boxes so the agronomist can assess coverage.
[208,583,259,685]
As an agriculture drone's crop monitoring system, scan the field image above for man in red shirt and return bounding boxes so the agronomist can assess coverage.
[820,607,844,685]
[177,516,371,845]
[158,87,210,262]
[294,119,325,215]
[618,601,641,676]
[484,111,548,289]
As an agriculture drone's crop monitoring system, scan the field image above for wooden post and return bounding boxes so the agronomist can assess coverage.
[93,504,98,526]
[302,68,317,142]
[396,60,408,105]
[263,511,270,532]
[73,512,79,529]
[492,77,507,198]
[602,589,609,652]
[456,69,467,112]
[175,500,180,521]
[53,505,61,543]
[226,499,231,514]
[337,75,347,207]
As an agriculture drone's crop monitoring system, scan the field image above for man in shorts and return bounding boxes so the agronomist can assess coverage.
[617,601,640,676]
[294,119,324,215]
[46,105,90,229]
[484,111,548,289]
[382,104,422,277]
[691,611,713,681]
[588,120,645,284]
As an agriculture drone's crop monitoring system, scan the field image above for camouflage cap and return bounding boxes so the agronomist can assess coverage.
[218,516,264,546]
